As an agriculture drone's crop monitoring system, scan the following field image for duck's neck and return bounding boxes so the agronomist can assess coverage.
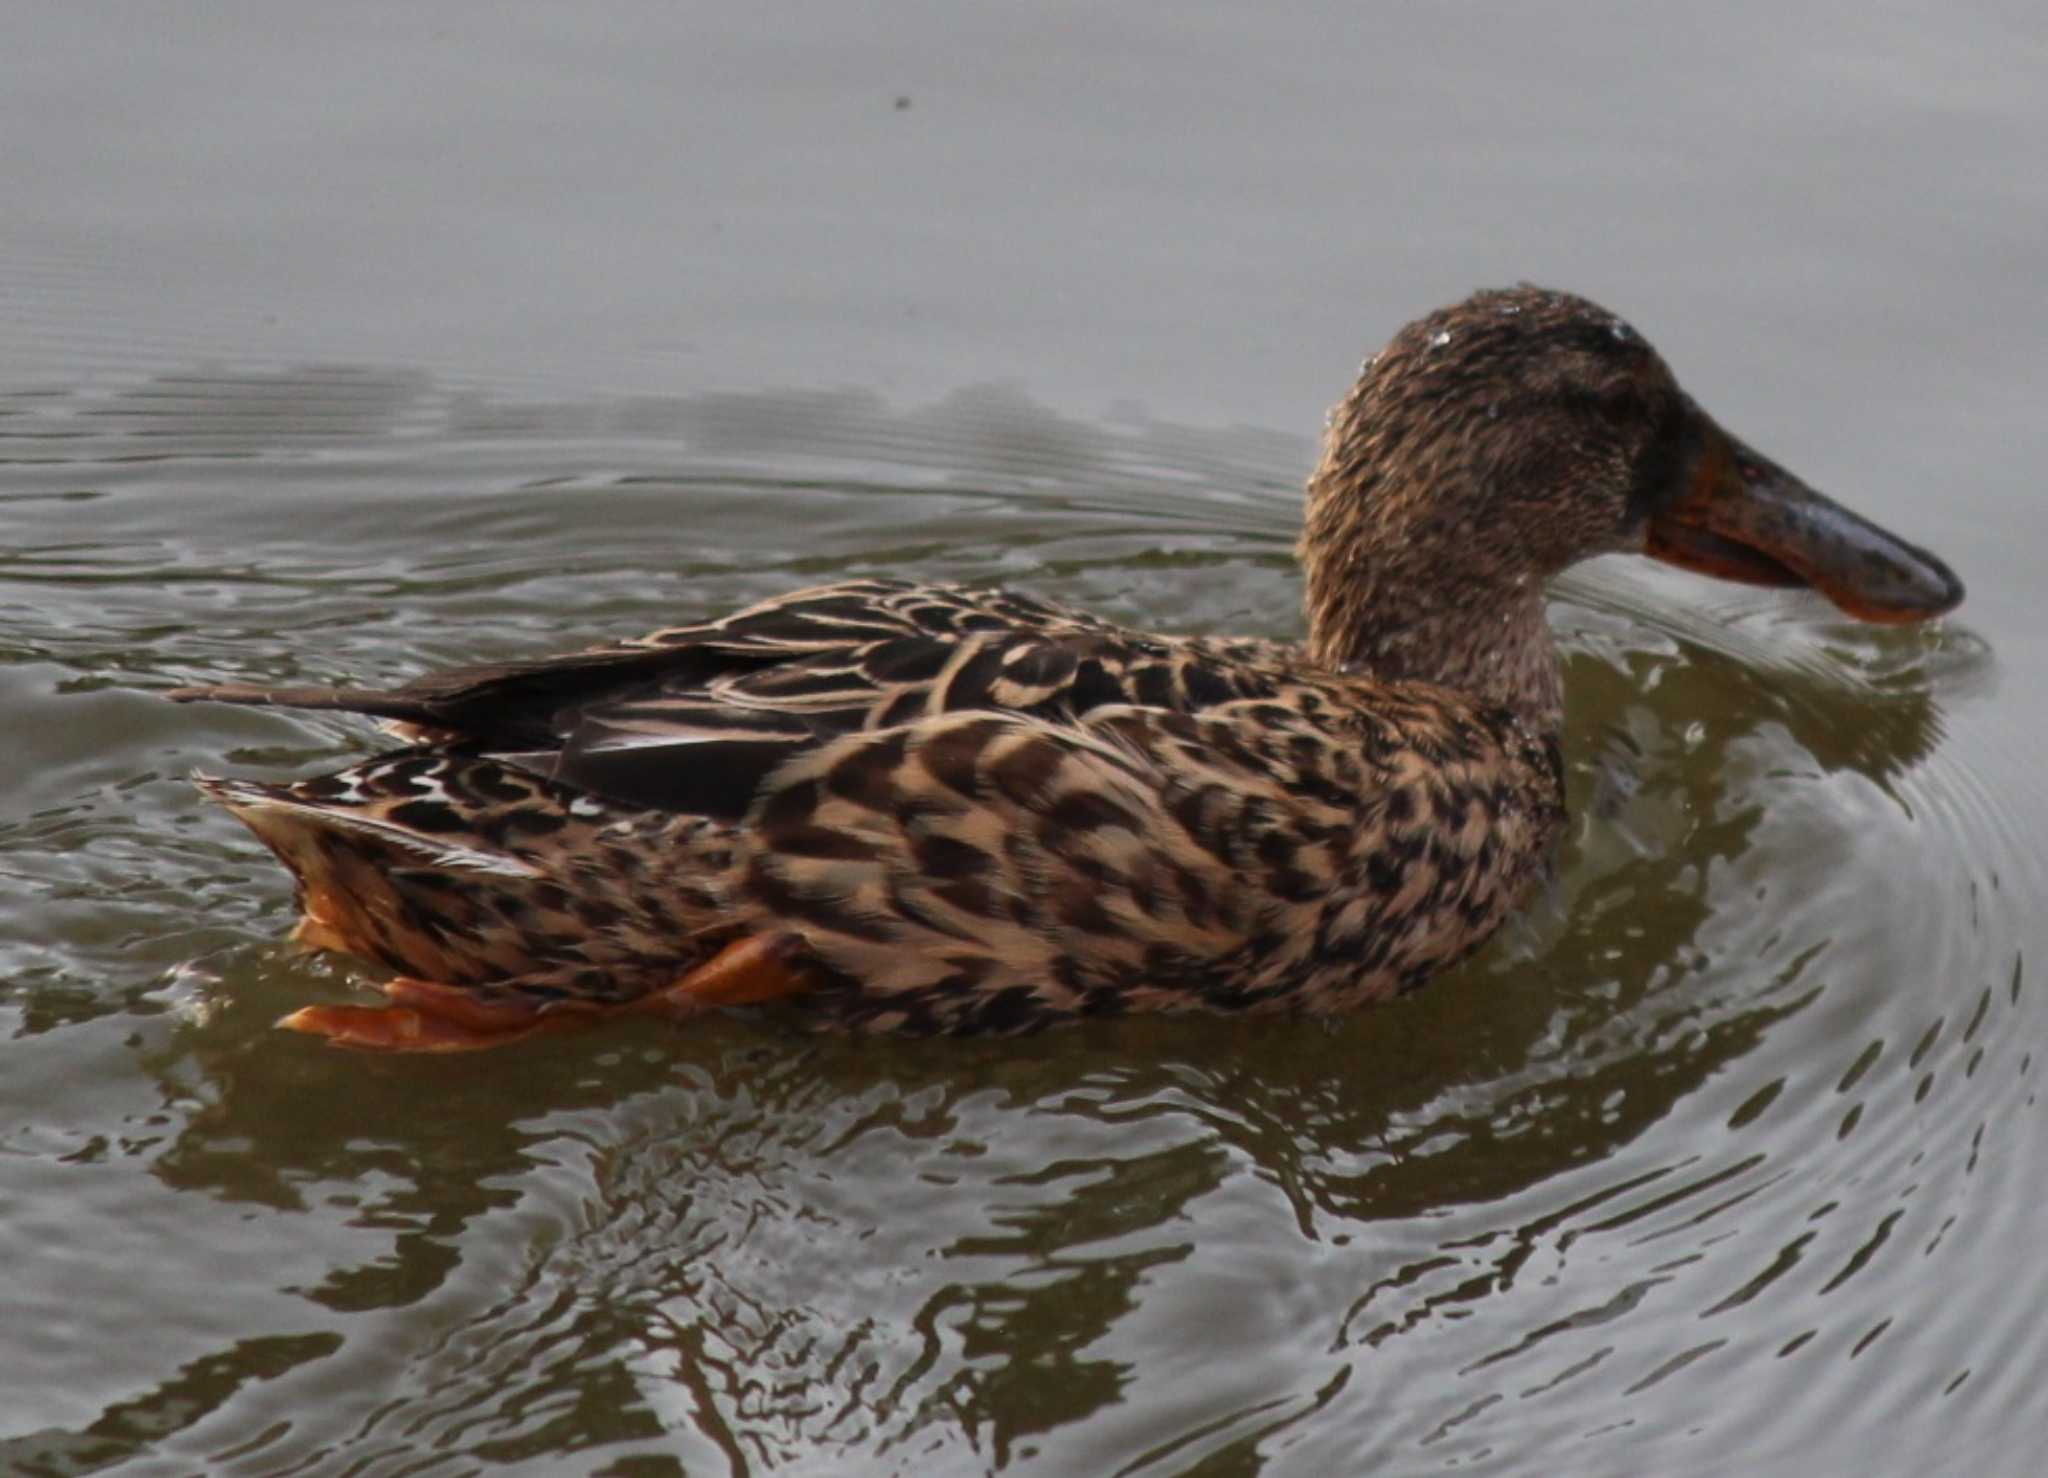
[1302,561,1565,735]
[1294,483,1564,732]
[1296,378,1570,735]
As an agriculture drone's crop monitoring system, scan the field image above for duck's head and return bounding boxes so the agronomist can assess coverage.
[1300,285,1962,728]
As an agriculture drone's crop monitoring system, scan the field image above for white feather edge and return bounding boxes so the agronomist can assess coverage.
[193,773,544,879]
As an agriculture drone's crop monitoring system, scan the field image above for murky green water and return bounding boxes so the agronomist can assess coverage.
[6,5,2046,1474]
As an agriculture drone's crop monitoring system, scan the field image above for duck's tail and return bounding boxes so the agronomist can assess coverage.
[196,753,734,999]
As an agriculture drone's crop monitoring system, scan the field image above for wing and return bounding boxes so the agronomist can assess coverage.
[170,578,1307,818]
[536,586,1302,815]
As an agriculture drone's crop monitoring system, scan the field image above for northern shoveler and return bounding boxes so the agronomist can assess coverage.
[169,286,1963,1049]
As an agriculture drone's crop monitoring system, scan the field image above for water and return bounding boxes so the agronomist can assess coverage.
[5,6,2046,1474]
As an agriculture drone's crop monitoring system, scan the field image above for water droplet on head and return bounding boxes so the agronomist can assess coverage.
[1429,329,1452,349]
[1498,302,1521,316]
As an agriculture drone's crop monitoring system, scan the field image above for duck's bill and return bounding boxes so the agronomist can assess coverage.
[1647,422,1963,623]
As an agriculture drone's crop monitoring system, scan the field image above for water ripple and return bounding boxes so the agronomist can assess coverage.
[1,375,2034,1475]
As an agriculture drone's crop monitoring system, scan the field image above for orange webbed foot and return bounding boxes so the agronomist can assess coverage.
[279,978,596,1052]
[631,933,813,1019]
[276,935,813,1051]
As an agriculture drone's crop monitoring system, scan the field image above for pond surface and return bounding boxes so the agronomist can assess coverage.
[4,6,2044,1475]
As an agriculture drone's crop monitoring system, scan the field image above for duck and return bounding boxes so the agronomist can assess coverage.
[168,286,1963,1050]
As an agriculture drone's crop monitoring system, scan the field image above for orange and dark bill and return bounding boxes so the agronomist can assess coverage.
[1648,413,1963,623]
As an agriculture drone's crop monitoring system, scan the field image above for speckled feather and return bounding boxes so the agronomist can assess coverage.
[188,576,1563,1032]
[173,285,1953,1038]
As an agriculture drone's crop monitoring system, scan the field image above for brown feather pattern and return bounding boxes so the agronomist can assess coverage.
[180,574,1564,1032]
[168,285,1953,1036]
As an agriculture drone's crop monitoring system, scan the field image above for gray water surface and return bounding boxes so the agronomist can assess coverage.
[4,6,2044,1475]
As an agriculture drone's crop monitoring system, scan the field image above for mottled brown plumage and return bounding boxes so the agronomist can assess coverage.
[169,287,1963,1047]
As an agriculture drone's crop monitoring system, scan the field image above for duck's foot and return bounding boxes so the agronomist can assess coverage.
[630,932,814,1018]
[277,933,813,1051]
[277,984,598,1052]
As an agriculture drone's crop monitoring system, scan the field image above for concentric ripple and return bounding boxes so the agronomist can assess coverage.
[0,375,2035,1475]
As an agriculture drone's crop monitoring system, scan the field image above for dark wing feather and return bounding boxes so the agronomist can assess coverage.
[541,620,1300,815]
[172,577,1307,818]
